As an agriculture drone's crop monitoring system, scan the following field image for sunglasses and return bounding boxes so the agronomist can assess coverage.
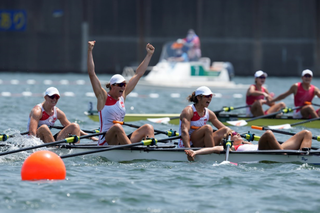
[202,94,213,98]
[303,74,312,78]
[48,95,60,99]
[231,131,238,136]
[114,82,127,87]
[258,76,266,79]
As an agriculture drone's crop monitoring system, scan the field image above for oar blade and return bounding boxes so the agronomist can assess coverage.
[226,120,248,126]
[147,117,170,124]
[267,124,292,130]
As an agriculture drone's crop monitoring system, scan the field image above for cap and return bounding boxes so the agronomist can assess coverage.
[302,69,313,77]
[254,70,268,78]
[45,87,60,96]
[109,74,126,85]
[195,86,214,96]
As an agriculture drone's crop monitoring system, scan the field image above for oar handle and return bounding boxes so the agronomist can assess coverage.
[213,105,251,114]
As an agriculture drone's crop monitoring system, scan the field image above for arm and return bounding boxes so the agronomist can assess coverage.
[209,110,228,130]
[87,41,107,111]
[124,43,155,99]
[28,106,42,136]
[270,84,297,103]
[314,86,320,98]
[180,106,193,148]
[246,85,268,97]
[56,108,71,127]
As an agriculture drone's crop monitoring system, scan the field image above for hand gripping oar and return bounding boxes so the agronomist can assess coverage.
[252,125,320,141]
[0,130,29,142]
[113,121,179,136]
[147,105,251,124]
[60,135,181,159]
[0,131,106,157]
[49,125,100,134]
[226,106,302,127]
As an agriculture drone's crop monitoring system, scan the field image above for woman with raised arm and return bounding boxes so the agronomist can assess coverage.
[87,41,155,145]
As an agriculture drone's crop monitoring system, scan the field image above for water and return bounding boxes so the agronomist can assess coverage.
[1,73,320,212]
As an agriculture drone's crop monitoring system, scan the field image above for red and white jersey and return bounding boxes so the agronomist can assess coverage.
[27,103,58,130]
[98,94,126,145]
[178,104,209,148]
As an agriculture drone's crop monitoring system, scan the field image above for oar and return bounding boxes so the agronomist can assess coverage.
[49,125,100,134]
[267,117,320,130]
[0,130,29,142]
[113,121,179,136]
[147,105,251,124]
[0,131,106,157]
[226,106,302,126]
[221,135,237,165]
[60,135,181,159]
[252,125,320,141]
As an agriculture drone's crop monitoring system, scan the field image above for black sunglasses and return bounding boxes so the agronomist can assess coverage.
[113,82,127,87]
[258,76,266,79]
[202,94,213,98]
[48,95,60,99]
[303,74,312,78]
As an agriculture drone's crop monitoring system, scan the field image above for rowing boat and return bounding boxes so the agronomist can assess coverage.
[52,143,320,165]
[84,111,320,128]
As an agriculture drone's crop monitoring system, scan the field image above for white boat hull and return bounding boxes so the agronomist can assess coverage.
[52,144,320,165]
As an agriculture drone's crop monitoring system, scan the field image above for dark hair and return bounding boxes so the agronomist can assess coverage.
[187,91,199,103]
[106,83,111,91]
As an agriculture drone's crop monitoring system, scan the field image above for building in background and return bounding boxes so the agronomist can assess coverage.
[0,0,319,76]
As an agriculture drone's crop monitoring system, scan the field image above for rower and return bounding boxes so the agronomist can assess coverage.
[270,69,320,118]
[87,41,155,146]
[184,129,312,161]
[178,86,231,148]
[246,70,286,117]
[28,87,93,143]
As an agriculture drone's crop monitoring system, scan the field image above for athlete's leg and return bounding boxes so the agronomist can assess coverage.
[280,130,312,150]
[36,125,55,143]
[258,130,282,150]
[130,124,155,143]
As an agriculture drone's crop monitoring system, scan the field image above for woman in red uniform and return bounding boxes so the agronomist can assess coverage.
[246,70,286,117]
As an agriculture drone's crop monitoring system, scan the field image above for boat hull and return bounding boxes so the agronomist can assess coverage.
[53,144,320,165]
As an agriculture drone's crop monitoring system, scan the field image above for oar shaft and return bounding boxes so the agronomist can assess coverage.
[0,132,106,156]
[213,105,251,114]
[289,117,320,127]
[61,136,181,159]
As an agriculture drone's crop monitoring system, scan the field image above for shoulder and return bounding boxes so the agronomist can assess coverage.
[181,105,193,118]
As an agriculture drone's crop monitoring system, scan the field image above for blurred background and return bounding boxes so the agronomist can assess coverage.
[0,0,319,76]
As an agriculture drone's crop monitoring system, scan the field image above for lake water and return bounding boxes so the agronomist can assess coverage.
[0,72,320,213]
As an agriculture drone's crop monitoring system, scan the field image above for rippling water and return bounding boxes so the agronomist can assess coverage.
[1,73,320,212]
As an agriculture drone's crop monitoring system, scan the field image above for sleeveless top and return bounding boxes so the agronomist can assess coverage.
[27,103,58,130]
[98,94,126,145]
[246,84,266,106]
[234,144,258,151]
[294,82,315,112]
[178,104,210,148]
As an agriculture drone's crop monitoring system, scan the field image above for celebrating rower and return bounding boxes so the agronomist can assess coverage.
[28,87,90,143]
[246,70,286,117]
[269,69,320,118]
[87,41,155,145]
[185,129,312,161]
[178,86,231,148]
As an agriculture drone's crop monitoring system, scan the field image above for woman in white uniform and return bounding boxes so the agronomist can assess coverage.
[87,41,155,145]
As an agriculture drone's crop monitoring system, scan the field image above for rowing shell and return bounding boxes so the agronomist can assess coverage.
[52,144,320,165]
[84,111,320,129]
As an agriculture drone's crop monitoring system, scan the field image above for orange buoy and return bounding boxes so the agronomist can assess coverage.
[21,150,66,181]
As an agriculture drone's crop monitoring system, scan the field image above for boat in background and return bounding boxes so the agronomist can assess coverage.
[84,110,320,129]
[122,41,249,90]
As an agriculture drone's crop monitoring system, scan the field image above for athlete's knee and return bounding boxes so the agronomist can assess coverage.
[301,130,312,137]
[69,123,80,130]
[278,102,286,108]
[263,130,274,138]
[112,123,125,132]
[37,125,51,133]
[142,124,154,131]
[203,124,213,133]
